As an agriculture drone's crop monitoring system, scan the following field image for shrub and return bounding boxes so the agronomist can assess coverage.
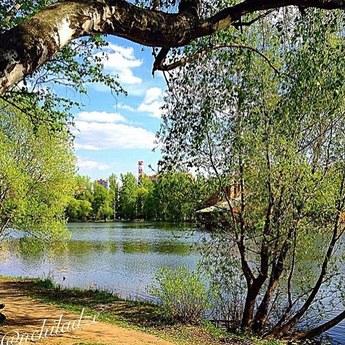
[149,266,211,324]
[36,277,55,289]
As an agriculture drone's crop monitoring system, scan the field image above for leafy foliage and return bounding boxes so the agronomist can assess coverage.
[0,100,76,240]
[160,7,345,339]
[66,172,213,222]
[67,176,115,222]
[1,0,124,131]
[150,267,212,324]
[118,173,139,220]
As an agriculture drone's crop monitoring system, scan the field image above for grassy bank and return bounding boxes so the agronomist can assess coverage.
[5,277,283,345]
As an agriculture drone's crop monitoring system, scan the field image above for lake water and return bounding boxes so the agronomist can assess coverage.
[0,222,344,344]
[0,222,202,300]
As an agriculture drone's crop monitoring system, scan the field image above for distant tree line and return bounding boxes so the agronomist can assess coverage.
[66,172,213,222]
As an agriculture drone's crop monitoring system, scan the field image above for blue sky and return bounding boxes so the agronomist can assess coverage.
[70,36,166,180]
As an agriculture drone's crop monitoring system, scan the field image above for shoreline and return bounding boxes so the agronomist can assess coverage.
[0,276,283,345]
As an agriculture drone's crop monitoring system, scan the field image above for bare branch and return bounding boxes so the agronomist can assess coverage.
[155,44,281,74]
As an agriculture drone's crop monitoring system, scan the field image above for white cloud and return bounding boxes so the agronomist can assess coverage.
[73,111,155,151]
[116,103,136,112]
[137,87,164,118]
[100,44,143,85]
[77,157,110,171]
[77,111,126,123]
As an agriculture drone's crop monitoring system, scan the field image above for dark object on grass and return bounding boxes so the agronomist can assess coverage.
[0,304,5,324]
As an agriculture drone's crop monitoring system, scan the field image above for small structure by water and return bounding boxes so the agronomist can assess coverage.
[196,183,241,230]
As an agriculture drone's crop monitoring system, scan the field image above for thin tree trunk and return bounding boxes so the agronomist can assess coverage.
[252,223,298,332]
[270,173,345,337]
[271,230,338,337]
[0,217,10,237]
[241,275,267,329]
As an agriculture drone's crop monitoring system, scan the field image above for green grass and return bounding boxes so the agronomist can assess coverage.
[4,276,285,345]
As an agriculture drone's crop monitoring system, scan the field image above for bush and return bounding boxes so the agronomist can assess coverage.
[149,266,211,324]
[36,277,55,289]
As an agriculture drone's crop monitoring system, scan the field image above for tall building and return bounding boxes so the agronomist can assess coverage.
[97,178,108,189]
[138,160,144,182]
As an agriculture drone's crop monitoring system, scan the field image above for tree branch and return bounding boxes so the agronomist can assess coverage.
[271,170,345,337]
[154,44,281,75]
[294,309,345,340]
[0,0,344,94]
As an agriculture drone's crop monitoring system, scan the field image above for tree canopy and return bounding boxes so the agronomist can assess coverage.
[0,0,345,95]
[159,7,345,340]
[0,99,76,240]
[67,172,212,222]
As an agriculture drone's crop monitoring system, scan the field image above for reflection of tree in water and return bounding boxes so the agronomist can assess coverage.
[122,241,151,254]
[18,238,46,262]
[154,241,193,255]
[10,238,118,264]
[4,228,196,269]
[66,241,118,255]
[14,238,67,264]
[122,240,193,255]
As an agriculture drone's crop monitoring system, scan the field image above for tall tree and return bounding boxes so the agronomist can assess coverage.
[109,173,119,220]
[66,198,92,221]
[92,182,114,221]
[160,9,345,340]
[137,175,154,219]
[66,176,94,221]
[154,172,201,222]
[0,99,76,240]
[118,173,138,220]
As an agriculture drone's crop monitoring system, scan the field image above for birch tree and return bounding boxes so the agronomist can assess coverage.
[0,0,345,95]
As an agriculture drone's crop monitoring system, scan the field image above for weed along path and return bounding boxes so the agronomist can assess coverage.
[0,278,174,345]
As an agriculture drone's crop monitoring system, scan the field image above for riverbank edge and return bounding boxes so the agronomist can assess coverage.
[0,276,284,345]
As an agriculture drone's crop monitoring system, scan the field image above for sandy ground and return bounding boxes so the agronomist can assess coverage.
[0,279,174,345]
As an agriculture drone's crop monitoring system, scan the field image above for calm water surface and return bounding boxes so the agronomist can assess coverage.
[0,222,202,300]
[0,222,344,344]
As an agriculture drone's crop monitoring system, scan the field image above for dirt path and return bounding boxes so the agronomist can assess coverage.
[0,279,174,345]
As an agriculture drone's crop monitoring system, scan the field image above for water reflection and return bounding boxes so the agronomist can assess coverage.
[0,222,202,299]
[1,223,344,344]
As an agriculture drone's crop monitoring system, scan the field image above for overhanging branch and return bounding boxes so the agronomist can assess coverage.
[0,0,344,94]
[153,44,281,74]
